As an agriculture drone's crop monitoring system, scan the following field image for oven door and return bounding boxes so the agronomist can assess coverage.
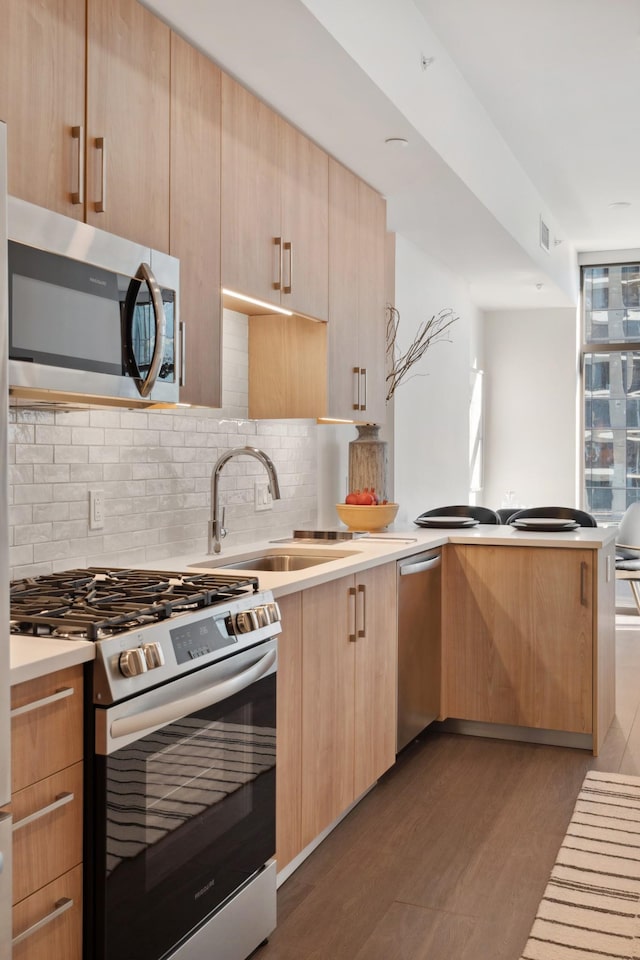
[89,639,276,960]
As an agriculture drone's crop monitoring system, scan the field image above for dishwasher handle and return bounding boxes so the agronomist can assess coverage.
[399,554,441,576]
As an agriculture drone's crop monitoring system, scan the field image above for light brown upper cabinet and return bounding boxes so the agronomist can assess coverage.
[248,159,387,422]
[0,0,86,219]
[169,33,222,408]
[86,0,170,252]
[0,0,171,252]
[221,74,329,322]
[327,160,387,424]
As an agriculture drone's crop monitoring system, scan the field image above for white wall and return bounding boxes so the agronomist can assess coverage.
[393,234,482,524]
[482,307,578,511]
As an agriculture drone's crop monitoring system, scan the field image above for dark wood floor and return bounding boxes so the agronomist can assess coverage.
[259,614,640,960]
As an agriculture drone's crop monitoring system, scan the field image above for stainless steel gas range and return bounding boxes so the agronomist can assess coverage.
[10,566,280,960]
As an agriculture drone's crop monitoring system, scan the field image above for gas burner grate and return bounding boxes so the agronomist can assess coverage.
[10,566,260,640]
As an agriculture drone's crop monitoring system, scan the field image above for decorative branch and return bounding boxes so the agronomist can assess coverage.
[385,305,458,402]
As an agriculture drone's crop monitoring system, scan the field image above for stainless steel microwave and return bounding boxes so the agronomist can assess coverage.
[7,198,181,407]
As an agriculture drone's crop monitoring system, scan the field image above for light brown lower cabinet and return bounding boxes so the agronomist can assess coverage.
[441,543,615,752]
[275,563,397,872]
[10,665,84,959]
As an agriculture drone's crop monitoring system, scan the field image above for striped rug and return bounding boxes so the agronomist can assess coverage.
[520,770,640,960]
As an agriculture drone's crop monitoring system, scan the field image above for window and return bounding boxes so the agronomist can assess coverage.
[582,263,640,519]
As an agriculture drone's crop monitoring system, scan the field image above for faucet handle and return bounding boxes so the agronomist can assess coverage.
[220,506,227,540]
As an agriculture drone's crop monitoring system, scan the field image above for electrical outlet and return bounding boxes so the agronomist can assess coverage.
[89,489,105,530]
[255,481,272,512]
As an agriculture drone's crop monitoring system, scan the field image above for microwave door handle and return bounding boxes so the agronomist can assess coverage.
[133,262,166,398]
[109,648,277,744]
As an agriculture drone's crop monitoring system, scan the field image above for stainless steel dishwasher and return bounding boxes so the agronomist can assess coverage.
[397,550,442,752]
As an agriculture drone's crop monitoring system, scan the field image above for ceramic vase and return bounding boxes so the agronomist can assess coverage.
[348,424,388,500]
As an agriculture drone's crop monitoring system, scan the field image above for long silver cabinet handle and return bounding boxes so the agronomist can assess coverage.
[11,686,74,719]
[357,583,366,639]
[13,792,74,832]
[12,897,73,946]
[273,237,282,291]
[283,241,292,294]
[400,556,442,576]
[348,586,357,642]
[95,135,106,213]
[360,368,367,411]
[71,125,84,205]
[352,367,361,411]
[110,649,276,741]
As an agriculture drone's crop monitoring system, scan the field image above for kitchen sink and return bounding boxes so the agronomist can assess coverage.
[189,549,357,573]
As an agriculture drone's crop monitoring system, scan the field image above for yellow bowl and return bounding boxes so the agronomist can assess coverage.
[336,502,399,532]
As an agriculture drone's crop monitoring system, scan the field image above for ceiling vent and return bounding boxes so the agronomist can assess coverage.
[539,216,550,253]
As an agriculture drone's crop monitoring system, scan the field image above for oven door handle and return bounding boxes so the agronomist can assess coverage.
[109,648,276,742]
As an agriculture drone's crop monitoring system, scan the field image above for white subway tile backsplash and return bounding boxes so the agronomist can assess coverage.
[8,322,319,578]
[33,464,71,484]
[52,483,88,502]
[69,464,104,483]
[14,523,53,546]
[54,445,90,463]
[35,425,72,445]
[33,502,70,523]
[14,484,53,504]
[16,444,53,463]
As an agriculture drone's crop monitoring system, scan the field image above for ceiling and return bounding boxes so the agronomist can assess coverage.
[143,0,640,310]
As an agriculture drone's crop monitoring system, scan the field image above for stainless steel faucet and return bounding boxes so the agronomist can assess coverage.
[209,446,282,554]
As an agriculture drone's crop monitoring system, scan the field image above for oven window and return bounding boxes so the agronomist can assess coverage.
[94,672,276,960]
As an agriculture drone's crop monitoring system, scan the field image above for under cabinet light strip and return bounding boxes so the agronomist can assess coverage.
[222,288,293,316]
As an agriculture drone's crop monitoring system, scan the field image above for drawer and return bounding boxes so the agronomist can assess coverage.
[12,864,82,960]
[12,762,83,905]
[11,665,84,792]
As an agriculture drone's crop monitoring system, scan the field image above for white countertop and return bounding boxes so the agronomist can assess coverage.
[10,634,95,686]
[9,522,616,683]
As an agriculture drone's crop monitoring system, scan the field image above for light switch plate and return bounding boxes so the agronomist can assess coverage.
[255,481,272,512]
[89,489,105,530]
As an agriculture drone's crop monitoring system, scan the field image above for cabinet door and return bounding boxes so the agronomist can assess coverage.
[357,179,387,424]
[353,563,397,797]
[221,75,281,307]
[170,33,222,407]
[327,159,359,419]
[300,577,355,847]
[275,593,303,871]
[0,0,85,219]
[443,545,593,733]
[86,0,170,251]
[280,119,328,320]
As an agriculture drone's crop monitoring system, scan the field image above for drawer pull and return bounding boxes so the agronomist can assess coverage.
[13,792,74,832]
[11,686,74,719]
[12,896,73,946]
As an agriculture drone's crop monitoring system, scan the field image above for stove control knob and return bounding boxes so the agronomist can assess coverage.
[119,647,148,678]
[234,609,259,634]
[254,605,271,628]
[266,601,281,624]
[143,642,165,670]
